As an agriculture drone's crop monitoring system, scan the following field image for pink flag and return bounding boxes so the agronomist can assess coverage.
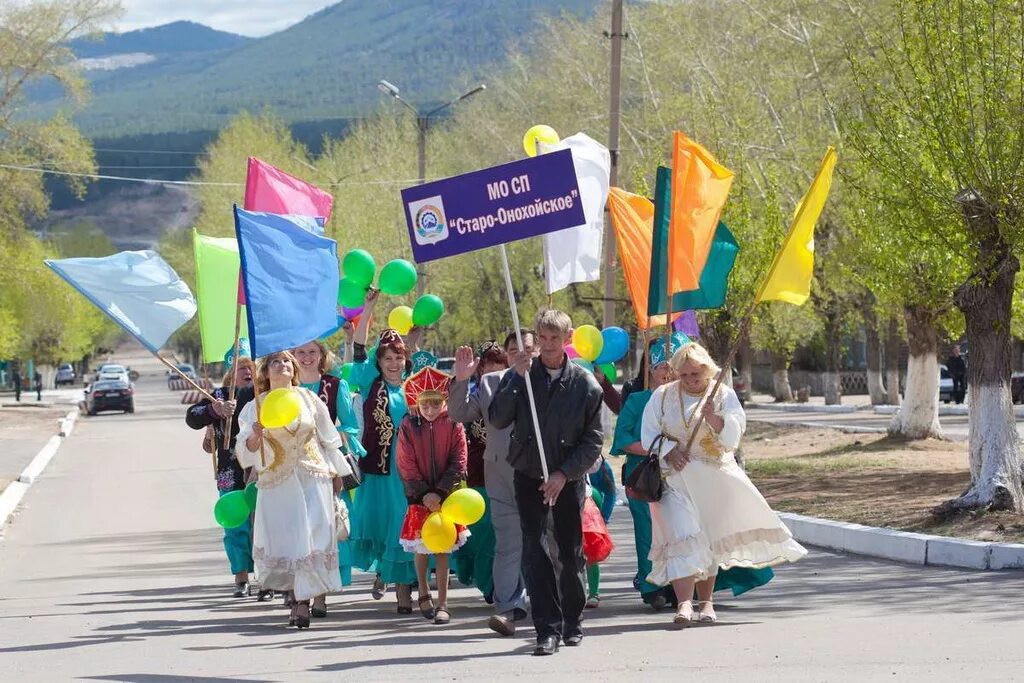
[243,157,334,220]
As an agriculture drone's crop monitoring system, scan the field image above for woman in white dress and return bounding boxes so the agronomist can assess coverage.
[641,342,806,627]
[236,350,353,629]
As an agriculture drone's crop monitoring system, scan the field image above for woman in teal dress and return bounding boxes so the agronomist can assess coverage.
[612,333,773,610]
[293,339,365,610]
[348,290,420,613]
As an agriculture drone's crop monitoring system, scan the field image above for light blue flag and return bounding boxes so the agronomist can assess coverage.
[45,250,197,353]
[235,207,339,358]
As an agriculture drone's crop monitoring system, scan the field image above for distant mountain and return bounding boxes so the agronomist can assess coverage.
[40,0,599,137]
[70,20,252,59]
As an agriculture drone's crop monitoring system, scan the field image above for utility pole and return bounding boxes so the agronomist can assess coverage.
[603,0,625,328]
[378,81,486,297]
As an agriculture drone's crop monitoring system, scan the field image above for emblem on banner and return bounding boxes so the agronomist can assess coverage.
[409,196,449,245]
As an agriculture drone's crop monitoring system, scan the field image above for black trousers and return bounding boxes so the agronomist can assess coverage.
[513,470,586,642]
[952,375,966,404]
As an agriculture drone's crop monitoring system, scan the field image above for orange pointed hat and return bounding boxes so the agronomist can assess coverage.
[403,366,452,406]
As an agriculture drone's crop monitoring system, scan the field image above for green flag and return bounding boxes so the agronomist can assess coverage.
[647,166,740,315]
[193,231,249,363]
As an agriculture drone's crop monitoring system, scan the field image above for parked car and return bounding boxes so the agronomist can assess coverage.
[55,363,76,387]
[436,357,455,374]
[96,363,131,384]
[939,364,953,403]
[731,367,749,406]
[84,379,135,415]
[167,363,197,388]
[1012,372,1024,404]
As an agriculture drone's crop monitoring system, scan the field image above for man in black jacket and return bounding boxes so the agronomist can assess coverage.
[946,344,967,404]
[489,309,603,656]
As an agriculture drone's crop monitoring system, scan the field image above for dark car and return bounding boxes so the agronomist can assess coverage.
[1012,372,1024,404]
[84,379,135,415]
[731,367,749,406]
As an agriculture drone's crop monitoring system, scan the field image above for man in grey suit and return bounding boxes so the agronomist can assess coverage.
[449,329,536,636]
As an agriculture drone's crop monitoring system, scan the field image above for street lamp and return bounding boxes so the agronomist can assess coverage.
[378,80,486,294]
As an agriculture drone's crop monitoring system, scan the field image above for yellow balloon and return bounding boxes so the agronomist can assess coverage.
[261,388,301,428]
[572,324,604,362]
[441,488,486,525]
[421,511,457,553]
[388,305,413,335]
[523,124,560,157]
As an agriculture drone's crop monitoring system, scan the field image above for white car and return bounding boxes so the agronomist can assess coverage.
[939,364,953,403]
[97,363,131,384]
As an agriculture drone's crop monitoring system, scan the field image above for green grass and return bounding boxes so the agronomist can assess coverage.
[745,455,893,477]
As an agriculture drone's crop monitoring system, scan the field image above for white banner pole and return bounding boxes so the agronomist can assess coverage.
[498,243,550,483]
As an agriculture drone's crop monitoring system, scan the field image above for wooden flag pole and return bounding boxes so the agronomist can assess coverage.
[498,243,550,483]
[223,300,245,450]
[156,353,217,402]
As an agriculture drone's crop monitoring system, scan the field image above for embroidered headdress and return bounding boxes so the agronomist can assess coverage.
[403,366,452,407]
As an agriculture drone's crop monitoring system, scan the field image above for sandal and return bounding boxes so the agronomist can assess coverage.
[673,601,693,628]
[418,594,435,620]
[311,595,328,619]
[294,601,310,629]
[433,605,450,625]
[696,600,717,625]
[396,583,413,614]
[371,575,387,601]
[585,595,600,609]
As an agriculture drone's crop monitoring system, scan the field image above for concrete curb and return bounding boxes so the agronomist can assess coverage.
[748,418,888,435]
[873,404,1024,417]
[778,511,1024,571]
[0,408,79,533]
[747,402,858,414]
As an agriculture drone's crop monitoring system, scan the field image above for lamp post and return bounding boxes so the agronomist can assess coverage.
[378,80,486,295]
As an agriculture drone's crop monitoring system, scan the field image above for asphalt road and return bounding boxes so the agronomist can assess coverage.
[1,346,1022,682]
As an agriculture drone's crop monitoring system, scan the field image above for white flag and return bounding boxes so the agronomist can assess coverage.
[542,133,611,294]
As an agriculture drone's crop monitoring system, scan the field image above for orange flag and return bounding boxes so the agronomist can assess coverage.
[607,187,674,330]
[668,131,734,292]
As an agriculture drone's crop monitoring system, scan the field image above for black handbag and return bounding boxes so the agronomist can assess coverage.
[624,434,665,503]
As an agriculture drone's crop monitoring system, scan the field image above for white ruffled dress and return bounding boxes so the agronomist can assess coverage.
[640,381,806,586]
[237,387,352,600]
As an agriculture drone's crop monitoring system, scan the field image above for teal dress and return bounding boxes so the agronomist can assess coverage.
[300,378,365,587]
[612,390,774,599]
[346,361,418,586]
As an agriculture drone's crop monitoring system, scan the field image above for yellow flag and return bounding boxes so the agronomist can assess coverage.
[755,147,837,305]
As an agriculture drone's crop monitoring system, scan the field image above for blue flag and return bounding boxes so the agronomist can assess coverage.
[235,207,339,358]
[45,250,196,354]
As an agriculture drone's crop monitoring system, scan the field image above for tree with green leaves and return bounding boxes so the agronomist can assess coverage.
[845,0,1024,510]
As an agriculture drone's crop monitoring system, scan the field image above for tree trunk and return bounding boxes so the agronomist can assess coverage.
[945,190,1023,512]
[770,350,793,402]
[863,305,887,405]
[823,310,842,405]
[737,332,753,399]
[888,304,943,439]
[884,316,902,406]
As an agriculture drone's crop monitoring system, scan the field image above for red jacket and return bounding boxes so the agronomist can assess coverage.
[396,412,468,505]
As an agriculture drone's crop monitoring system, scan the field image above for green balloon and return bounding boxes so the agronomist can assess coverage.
[340,362,353,381]
[598,362,617,383]
[243,483,258,510]
[412,294,445,327]
[338,277,368,308]
[214,490,250,529]
[343,249,376,288]
[378,259,418,296]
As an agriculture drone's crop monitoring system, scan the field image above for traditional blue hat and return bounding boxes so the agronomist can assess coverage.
[223,338,251,369]
[650,331,691,367]
[410,350,438,373]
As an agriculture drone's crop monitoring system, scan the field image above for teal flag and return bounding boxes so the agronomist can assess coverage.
[647,166,740,315]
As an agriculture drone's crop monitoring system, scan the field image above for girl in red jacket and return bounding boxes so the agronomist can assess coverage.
[397,367,468,625]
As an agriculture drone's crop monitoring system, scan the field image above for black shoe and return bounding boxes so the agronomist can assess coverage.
[233,582,250,598]
[533,635,559,656]
[564,633,584,647]
[257,589,275,602]
[648,593,668,611]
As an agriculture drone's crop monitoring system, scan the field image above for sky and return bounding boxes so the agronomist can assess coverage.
[115,1,339,37]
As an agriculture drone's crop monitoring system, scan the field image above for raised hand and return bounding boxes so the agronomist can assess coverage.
[453,345,479,381]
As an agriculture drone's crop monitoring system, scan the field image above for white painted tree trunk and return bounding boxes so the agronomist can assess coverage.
[823,372,841,405]
[772,369,793,402]
[957,383,1024,509]
[867,369,886,405]
[884,316,902,406]
[888,352,943,439]
[885,367,902,406]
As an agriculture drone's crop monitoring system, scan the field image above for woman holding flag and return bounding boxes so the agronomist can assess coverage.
[640,341,806,627]
[347,290,420,614]
[293,339,365,616]
[236,351,354,629]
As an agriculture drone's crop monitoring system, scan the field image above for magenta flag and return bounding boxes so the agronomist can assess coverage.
[243,157,334,220]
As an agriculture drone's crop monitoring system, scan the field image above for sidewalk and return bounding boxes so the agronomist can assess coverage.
[0,406,69,495]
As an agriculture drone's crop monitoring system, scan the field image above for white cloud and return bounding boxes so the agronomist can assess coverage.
[116,0,339,37]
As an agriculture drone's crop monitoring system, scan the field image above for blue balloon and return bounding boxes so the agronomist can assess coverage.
[594,327,629,365]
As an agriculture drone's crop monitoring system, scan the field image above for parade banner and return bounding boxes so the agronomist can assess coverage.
[400,148,584,263]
